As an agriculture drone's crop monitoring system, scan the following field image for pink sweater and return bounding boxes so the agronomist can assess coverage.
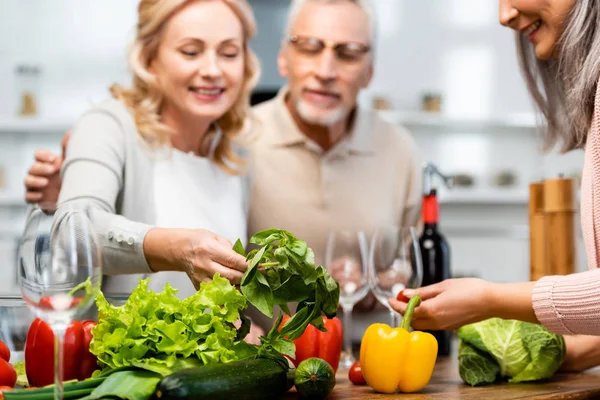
[532,82,600,335]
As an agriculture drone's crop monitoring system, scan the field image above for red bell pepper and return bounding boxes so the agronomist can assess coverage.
[279,315,343,372]
[25,318,98,387]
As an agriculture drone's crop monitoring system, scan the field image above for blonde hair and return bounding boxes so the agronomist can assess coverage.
[110,0,260,174]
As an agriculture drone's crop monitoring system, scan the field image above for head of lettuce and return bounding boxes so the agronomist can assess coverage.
[458,318,566,386]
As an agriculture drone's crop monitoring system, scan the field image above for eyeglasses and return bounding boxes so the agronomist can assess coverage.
[286,35,371,63]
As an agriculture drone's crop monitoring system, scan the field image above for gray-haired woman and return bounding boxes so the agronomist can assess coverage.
[391,0,600,371]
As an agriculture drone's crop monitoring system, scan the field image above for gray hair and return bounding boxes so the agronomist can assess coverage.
[284,0,377,47]
[517,0,600,152]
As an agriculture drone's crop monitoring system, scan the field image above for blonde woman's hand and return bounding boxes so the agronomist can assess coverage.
[144,228,248,287]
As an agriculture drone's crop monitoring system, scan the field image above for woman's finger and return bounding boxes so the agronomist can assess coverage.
[209,261,244,284]
[213,245,248,272]
[402,281,447,301]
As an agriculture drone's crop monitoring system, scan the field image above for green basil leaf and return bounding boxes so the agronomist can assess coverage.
[310,315,326,331]
[288,239,307,257]
[241,246,267,286]
[272,337,296,359]
[241,273,274,318]
[233,341,259,361]
[279,303,291,316]
[317,266,341,318]
[264,267,282,289]
[304,248,315,266]
[250,229,282,245]
[278,306,311,339]
[273,275,314,304]
[235,312,251,342]
[232,239,246,257]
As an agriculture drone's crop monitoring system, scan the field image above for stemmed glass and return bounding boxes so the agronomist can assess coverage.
[325,230,369,370]
[18,203,102,400]
[368,226,422,327]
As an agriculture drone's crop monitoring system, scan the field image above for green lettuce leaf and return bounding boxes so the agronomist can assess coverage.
[90,273,247,374]
[457,318,566,386]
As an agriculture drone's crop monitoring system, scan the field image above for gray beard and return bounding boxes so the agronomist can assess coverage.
[295,99,346,127]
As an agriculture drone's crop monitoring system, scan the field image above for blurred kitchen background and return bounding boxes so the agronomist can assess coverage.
[0,0,587,296]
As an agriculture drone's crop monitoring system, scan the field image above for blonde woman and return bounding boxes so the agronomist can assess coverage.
[391,0,600,371]
[37,0,261,300]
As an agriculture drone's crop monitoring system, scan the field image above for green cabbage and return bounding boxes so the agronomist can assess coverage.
[458,318,566,386]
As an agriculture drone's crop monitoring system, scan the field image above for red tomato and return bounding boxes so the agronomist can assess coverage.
[348,361,366,385]
[0,342,9,363]
[0,360,16,388]
[396,290,410,303]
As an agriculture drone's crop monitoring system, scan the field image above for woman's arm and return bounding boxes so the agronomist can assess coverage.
[55,104,248,284]
[389,278,538,331]
[56,106,156,275]
[390,269,600,336]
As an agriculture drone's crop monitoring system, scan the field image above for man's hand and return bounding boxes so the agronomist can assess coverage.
[24,132,70,204]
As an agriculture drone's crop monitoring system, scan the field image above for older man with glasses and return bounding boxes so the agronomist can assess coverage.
[247,0,423,332]
[249,0,422,266]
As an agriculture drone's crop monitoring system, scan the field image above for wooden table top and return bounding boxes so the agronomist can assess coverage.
[286,356,600,399]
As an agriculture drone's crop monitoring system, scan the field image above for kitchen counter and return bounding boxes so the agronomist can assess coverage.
[285,356,600,399]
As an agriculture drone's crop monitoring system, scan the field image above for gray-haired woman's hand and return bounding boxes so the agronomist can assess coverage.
[144,228,248,287]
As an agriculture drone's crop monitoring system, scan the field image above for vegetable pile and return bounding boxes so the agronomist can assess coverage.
[3,228,341,400]
[458,318,566,386]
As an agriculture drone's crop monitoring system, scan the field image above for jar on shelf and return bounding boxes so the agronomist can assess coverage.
[15,64,41,117]
[422,92,442,112]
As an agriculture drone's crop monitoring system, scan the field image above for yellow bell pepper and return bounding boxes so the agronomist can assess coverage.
[359,295,437,393]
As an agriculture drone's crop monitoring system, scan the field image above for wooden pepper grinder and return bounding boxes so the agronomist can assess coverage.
[529,182,547,281]
[544,176,576,276]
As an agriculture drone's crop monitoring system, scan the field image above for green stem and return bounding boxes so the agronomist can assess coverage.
[261,262,279,267]
[400,295,421,331]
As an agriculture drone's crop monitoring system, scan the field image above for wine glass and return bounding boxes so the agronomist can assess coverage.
[18,203,102,400]
[368,226,422,327]
[325,230,369,370]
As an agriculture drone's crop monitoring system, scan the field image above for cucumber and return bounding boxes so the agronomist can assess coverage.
[294,358,336,400]
[152,358,288,400]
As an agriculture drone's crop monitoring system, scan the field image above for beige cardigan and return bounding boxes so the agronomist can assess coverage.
[56,98,251,293]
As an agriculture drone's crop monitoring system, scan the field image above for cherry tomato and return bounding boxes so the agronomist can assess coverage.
[0,385,13,399]
[396,290,410,302]
[0,342,9,363]
[0,359,16,388]
[348,361,366,385]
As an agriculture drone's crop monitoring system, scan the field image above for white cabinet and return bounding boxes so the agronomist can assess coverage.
[0,237,18,295]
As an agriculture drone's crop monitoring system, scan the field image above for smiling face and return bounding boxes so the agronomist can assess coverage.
[498,0,576,59]
[149,0,246,122]
[278,1,374,127]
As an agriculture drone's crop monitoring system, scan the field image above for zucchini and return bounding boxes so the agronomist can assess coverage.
[152,358,288,400]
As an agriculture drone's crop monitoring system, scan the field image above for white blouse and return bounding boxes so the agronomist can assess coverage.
[150,147,247,298]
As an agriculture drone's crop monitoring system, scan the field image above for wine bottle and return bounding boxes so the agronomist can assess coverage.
[420,188,452,356]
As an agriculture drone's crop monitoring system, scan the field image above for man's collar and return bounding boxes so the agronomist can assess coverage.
[267,86,375,154]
